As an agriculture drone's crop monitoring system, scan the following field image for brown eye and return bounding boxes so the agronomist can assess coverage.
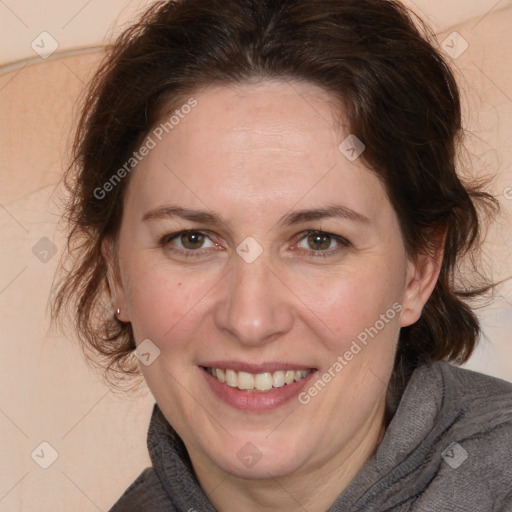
[306,232,333,251]
[180,231,206,249]
[159,230,219,258]
[295,231,350,256]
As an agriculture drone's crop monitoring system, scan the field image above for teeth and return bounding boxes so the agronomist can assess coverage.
[225,369,237,387]
[207,367,311,392]
[255,372,273,391]
[238,371,255,390]
[294,370,309,381]
[272,370,285,388]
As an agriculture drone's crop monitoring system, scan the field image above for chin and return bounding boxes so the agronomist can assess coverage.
[205,433,314,480]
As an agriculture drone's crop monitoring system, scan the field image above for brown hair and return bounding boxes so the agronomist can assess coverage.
[51,0,498,389]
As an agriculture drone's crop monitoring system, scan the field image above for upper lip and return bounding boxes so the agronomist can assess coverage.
[199,361,316,373]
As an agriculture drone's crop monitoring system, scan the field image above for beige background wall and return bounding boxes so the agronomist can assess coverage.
[0,1,511,510]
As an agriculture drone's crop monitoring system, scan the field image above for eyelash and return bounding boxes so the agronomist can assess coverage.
[158,229,351,259]
[299,230,351,257]
[158,230,218,258]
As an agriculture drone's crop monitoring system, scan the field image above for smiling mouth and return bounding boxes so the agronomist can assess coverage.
[203,367,313,392]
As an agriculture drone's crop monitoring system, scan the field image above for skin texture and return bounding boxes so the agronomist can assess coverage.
[105,80,443,511]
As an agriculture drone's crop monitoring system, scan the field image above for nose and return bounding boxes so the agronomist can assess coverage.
[213,255,294,347]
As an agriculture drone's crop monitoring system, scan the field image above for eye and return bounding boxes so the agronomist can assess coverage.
[295,230,350,255]
[300,232,335,251]
[160,230,216,251]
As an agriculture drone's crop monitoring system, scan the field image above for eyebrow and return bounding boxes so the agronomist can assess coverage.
[142,205,224,225]
[141,204,370,227]
[279,205,370,226]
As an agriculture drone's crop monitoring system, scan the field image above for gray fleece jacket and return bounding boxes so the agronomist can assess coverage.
[109,361,512,511]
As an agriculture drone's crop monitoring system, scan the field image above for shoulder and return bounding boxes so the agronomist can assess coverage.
[108,467,174,512]
[434,360,512,395]
[430,362,512,452]
[434,361,512,427]
[417,362,512,510]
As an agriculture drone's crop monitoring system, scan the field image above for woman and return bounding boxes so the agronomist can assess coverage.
[51,0,512,510]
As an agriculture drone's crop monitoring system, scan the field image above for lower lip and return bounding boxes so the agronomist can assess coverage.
[201,368,316,412]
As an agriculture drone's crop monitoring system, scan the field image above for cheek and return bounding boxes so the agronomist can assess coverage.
[122,262,216,344]
[292,263,403,350]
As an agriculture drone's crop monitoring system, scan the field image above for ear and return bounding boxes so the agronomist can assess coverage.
[102,237,130,322]
[400,229,446,328]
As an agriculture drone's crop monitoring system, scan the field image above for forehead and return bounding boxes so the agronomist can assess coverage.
[124,81,390,225]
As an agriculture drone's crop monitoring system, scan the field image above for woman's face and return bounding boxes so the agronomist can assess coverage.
[109,81,437,482]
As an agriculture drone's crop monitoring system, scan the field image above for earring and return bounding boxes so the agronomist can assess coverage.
[115,307,121,317]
